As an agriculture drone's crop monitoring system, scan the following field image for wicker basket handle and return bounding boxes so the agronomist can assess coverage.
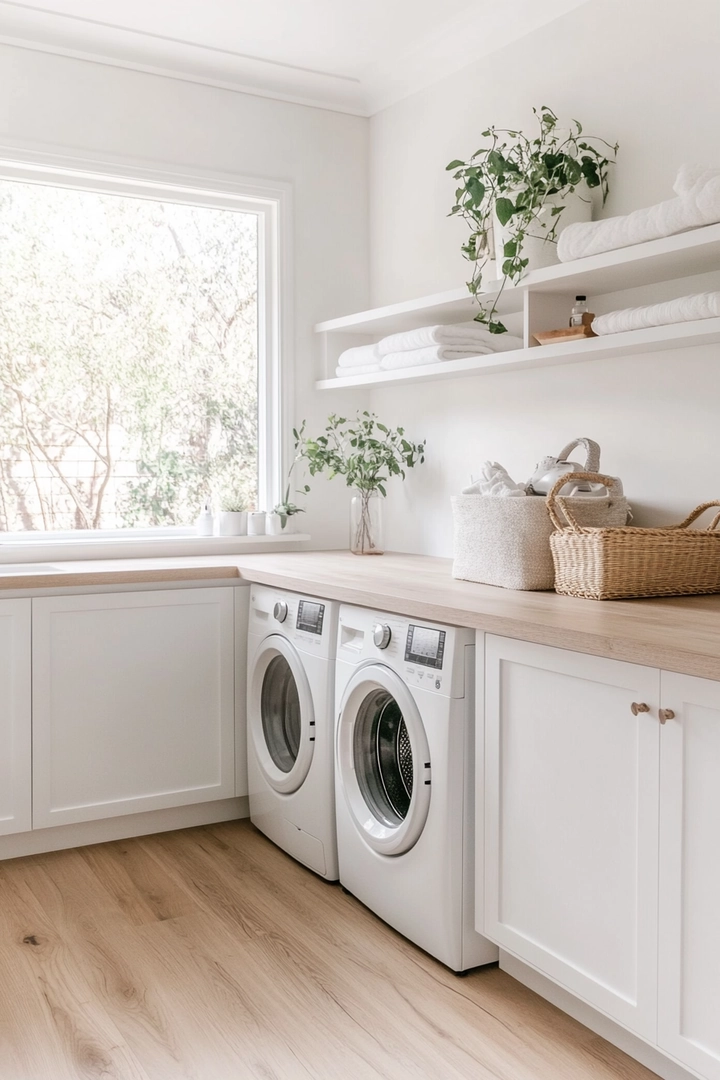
[556,437,601,474]
[671,502,720,531]
[546,471,621,532]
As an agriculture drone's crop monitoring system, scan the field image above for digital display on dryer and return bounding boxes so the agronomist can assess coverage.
[405,625,446,669]
[296,600,325,635]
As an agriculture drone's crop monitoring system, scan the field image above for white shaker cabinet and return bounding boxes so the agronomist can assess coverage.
[0,599,31,835]
[32,588,236,828]
[483,635,661,1040]
[658,671,720,1080]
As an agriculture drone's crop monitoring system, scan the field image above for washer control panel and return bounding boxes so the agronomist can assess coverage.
[404,624,446,670]
[249,587,337,659]
[337,605,473,699]
[296,599,325,635]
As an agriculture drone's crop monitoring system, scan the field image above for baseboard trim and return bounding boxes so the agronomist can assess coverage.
[0,796,249,860]
[499,951,698,1080]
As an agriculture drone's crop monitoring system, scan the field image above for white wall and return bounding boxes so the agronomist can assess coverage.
[0,44,369,546]
[368,0,720,556]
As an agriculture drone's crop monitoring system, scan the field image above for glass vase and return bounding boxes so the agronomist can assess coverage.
[350,489,384,555]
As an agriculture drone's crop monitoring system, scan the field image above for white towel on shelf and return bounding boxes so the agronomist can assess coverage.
[335,362,382,377]
[377,322,523,356]
[336,343,382,370]
[462,461,527,497]
[380,345,492,371]
[557,163,720,263]
[593,291,720,336]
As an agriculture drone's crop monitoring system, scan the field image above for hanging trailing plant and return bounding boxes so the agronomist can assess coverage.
[447,106,618,332]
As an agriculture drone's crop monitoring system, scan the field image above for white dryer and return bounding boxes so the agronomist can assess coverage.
[247,586,339,880]
[334,605,498,972]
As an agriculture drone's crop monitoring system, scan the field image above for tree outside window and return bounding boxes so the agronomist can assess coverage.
[0,179,259,531]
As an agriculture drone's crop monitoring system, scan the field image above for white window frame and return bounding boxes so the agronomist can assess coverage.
[0,147,294,559]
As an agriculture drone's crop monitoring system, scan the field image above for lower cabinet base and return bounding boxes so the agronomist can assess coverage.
[500,951,697,1080]
[0,796,249,861]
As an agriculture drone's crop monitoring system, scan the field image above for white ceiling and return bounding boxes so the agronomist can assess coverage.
[0,0,590,115]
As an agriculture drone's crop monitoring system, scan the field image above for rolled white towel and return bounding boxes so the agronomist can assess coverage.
[380,345,492,370]
[593,291,720,336]
[557,163,720,263]
[378,322,523,356]
[462,461,526,497]
[337,343,381,369]
[335,362,382,377]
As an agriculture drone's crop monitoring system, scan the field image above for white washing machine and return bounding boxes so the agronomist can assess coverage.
[334,605,498,972]
[247,586,339,880]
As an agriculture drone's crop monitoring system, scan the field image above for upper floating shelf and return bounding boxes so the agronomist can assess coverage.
[315,222,720,337]
[316,317,720,389]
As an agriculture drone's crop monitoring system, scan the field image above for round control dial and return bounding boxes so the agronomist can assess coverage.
[273,601,288,623]
[372,623,392,649]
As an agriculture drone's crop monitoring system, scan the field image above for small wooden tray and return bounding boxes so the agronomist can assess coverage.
[534,323,597,346]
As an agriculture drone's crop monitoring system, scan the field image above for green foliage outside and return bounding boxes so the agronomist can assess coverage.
[0,180,258,530]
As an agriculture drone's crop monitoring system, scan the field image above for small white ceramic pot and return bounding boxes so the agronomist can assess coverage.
[218,511,247,536]
[247,511,266,536]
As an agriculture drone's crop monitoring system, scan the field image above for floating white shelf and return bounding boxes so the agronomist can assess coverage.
[315,222,720,335]
[317,317,720,389]
[315,222,720,389]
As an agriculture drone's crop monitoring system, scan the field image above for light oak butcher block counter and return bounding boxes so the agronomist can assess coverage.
[1,549,719,681]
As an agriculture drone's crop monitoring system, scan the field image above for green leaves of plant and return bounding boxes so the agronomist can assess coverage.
[294,413,426,496]
[495,197,515,226]
[447,105,617,330]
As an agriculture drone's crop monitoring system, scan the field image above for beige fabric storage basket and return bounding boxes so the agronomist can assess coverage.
[548,471,720,600]
[451,485,629,591]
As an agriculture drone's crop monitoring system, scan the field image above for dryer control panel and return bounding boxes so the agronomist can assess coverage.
[249,586,338,659]
[337,605,472,699]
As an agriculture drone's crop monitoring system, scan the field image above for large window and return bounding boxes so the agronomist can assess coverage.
[0,165,280,536]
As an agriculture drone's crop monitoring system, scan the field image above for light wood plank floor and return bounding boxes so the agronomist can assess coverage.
[0,820,660,1080]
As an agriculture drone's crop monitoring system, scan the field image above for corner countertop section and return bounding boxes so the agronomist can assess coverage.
[0,549,718,681]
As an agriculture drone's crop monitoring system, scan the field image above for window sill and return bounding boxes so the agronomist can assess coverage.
[0,533,311,565]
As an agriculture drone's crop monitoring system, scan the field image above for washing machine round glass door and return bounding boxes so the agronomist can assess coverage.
[249,635,315,794]
[337,664,431,855]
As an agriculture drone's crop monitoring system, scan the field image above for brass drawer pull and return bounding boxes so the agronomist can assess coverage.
[659,708,676,724]
[631,702,650,716]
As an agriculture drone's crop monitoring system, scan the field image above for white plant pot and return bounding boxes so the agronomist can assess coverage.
[218,510,247,536]
[266,513,296,536]
[494,182,592,275]
[247,511,266,536]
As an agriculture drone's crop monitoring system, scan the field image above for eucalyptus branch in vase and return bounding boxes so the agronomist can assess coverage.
[297,412,426,555]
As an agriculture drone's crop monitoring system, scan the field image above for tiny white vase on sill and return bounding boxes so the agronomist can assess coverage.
[247,511,266,536]
[350,489,384,555]
[267,512,297,536]
[266,512,283,536]
[218,510,247,536]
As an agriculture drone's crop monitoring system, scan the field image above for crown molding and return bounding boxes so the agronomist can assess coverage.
[0,1,367,115]
[0,0,591,117]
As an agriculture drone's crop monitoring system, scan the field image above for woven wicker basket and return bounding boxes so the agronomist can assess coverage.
[548,472,720,600]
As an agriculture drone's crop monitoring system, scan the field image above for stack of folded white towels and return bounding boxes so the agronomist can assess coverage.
[557,163,720,262]
[335,322,524,377]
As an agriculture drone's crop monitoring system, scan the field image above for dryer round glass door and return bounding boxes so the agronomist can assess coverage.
[249,635,315,794]
[337,665,431,855]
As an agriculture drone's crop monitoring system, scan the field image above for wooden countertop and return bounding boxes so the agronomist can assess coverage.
[1,550,718,680]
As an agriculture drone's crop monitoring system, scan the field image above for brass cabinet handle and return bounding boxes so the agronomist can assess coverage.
[631,702,650,716]
[659,708,676,724]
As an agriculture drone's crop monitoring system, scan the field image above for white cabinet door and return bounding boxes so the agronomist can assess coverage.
[0,599,31,835]
[658,671,720,1079]
[484,635,660,1039]
[32,588,235,828]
